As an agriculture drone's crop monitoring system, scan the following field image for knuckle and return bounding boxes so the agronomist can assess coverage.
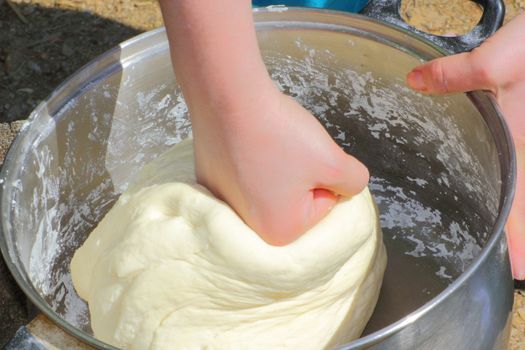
[318,152,342,178]
[323,162,343,183]
[469,49,497,88]
[428,60,450,93]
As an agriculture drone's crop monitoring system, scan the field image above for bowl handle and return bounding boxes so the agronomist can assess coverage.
[361,0,505,54]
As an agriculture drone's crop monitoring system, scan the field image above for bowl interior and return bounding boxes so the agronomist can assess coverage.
[0,11,504,348]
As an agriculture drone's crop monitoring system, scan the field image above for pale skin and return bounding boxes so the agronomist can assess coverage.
[159,0,369,246]
[159,0,524,279]
[407,12,525,280]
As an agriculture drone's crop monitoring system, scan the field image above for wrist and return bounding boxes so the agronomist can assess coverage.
[187,74,281,129]
[198,71,277,112]
[160,0,275,121]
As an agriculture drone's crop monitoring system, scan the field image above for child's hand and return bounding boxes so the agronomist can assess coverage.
[192,86,369,246]
[407,12,525,279]
[161,0,368,246]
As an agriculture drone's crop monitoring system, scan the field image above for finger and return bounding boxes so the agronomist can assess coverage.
[406,52,493,94]
[507,151,525,280]
[321,152,370,198]
[307,188,338,227]
[250,189,336,247]
[499,86,525,146]
[507,197,525,280]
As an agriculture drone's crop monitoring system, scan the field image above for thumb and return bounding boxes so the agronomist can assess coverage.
[305,153,369,233]
[320,151,370,198]
[507,186,525,280]
[507,151,525,280]
[406,52,493,94]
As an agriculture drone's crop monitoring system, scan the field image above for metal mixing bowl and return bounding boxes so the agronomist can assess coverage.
[0,8,516,350]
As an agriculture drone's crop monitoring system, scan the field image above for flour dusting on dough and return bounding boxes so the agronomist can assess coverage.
[71,140,386,350]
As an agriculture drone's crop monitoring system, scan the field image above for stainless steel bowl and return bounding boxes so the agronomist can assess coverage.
[0,8,516,350]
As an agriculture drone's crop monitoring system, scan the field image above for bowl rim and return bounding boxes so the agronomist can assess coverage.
[0,7,516,350]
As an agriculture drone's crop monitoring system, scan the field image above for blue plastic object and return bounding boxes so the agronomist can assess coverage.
[252,0,369,13]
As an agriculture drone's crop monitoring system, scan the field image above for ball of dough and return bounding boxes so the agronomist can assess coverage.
[71,139,386,350]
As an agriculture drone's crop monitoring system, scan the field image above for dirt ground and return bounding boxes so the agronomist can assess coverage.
[0,0,524,348]
[401,0,525,34]
[1,0,524,125]
[514,289,525,350]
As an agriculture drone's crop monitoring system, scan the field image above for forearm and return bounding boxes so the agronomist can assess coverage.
[159,0,274,122]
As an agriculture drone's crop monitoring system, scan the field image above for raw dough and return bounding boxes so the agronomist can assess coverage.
[71,139,386,350]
